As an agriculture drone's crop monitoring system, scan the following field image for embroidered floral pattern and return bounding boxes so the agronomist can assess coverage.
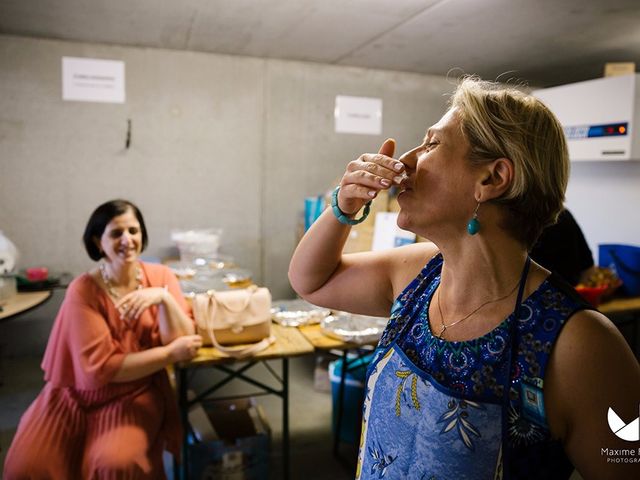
[507,406,545,446]
[394,370,423,416]
[366,254,591,477]
[359,343,508,478]
[437,399,484,450]
[368,442,397,477]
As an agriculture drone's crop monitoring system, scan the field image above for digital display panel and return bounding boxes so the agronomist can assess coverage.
[564,122,628,140]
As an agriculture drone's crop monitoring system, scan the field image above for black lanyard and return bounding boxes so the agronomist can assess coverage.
[500,255,532,478]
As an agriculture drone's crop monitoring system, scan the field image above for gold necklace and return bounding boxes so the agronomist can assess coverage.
[99,262,143,299]
[435,280,520,340]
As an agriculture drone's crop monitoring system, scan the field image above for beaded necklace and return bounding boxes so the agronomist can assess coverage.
[99,262,143,299]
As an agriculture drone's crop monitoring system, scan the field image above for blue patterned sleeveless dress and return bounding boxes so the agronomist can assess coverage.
[357,254,592,480]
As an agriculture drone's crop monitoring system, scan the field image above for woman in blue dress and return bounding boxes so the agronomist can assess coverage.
[289,76,640,479]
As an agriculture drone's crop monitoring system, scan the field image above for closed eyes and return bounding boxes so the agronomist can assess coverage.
[109,227,139,238]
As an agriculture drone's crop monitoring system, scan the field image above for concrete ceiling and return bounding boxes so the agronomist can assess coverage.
[1,0,639,87]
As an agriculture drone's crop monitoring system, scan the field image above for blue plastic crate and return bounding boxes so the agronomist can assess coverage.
[329,353,373,445]
[599,244,640,296]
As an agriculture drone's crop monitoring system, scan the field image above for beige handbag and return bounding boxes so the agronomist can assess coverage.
[192,285,275,358]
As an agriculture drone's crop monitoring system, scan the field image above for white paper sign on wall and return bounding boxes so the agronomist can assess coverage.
[62,56,125,104]
[334,95,382,135]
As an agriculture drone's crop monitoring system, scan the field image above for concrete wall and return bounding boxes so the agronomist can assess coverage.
[0,35,451,354]
[1,36,265,283]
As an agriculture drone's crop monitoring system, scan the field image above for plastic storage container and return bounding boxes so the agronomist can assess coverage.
[171,228,222,265]
[599,244,640,296]
[0,274,17,304]
[329,353,373,445]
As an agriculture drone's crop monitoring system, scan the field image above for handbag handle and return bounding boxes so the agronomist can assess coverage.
[208,330,275,359]
[209,285,257,314]
[203,291,275,359]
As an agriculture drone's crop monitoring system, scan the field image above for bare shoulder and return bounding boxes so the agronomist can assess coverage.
[548,309,639,402]
[381,241,439,298]
[550,309,638,374]
[545,309,640,478]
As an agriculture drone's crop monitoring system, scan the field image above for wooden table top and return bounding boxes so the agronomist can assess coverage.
[181,323,315,368]
[297,323,378,351]
[0,290,52,321]
[599,296,640,316]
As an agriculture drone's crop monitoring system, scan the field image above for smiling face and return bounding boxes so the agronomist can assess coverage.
[96,209,142,266]
[396,107,479,239]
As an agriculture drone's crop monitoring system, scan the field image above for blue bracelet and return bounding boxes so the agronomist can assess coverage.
[331,186,372,225]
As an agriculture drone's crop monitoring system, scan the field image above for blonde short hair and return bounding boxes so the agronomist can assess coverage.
[450,76,569,248]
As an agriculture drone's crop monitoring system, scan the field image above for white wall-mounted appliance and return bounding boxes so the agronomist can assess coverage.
[533,74,640,161]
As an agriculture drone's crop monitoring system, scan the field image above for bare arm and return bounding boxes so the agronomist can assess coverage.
[112,334,202,383]
[544,310,640,479]
[115,285,194,345]
[289,139,436,316]
[156,289,195,341]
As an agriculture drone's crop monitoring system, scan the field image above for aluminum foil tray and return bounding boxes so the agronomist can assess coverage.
[321,312,389,344]
[271,299,331,327]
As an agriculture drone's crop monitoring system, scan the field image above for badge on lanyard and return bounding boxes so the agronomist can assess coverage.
[520,376,547,427]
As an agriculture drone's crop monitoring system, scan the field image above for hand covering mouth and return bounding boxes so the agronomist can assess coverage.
[398,174,411,192]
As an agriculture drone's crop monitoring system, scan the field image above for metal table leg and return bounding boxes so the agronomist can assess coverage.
[632,314,639,356]
[333,350,349,456]
[177,367,189,480]
[282,357,290,480]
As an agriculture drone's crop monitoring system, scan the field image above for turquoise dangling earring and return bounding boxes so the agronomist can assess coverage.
[467,202,481,235]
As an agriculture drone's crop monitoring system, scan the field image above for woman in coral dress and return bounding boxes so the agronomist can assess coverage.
[4,199,203,479]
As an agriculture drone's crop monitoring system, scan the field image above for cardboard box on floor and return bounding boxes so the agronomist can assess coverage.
[188,396,271,480]
[313,354,332,393]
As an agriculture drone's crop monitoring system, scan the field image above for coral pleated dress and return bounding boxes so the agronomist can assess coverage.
[3,262,190,480]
